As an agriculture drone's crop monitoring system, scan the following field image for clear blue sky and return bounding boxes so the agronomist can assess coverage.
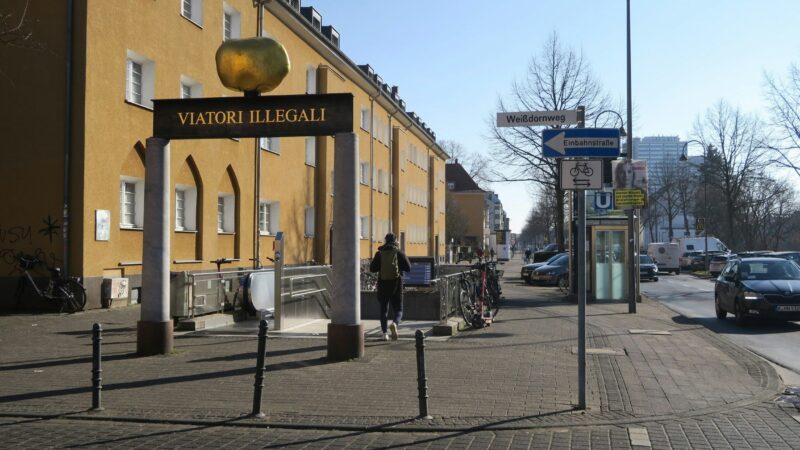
[313,0,799,233]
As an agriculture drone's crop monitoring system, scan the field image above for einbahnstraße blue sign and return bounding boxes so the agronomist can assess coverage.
[542,128,621,158]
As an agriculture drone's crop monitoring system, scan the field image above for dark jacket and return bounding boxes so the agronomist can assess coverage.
[369,242,412,279]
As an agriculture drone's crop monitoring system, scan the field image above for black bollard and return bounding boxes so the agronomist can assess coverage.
[414,329,432,419]
[251,319,269,418]
[91,323,104,411]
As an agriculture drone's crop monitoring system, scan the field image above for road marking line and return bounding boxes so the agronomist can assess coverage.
[628,427,652,447]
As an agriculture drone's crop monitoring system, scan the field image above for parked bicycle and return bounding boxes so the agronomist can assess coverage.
[15,254,86,313]
[458,258,503,328]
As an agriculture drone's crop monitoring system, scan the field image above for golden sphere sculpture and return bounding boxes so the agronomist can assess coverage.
[215,37,290,94]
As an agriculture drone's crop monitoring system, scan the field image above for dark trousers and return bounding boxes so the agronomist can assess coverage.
[377,278,403,333]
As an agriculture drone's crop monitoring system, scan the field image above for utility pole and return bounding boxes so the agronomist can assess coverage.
[626,0,637,314]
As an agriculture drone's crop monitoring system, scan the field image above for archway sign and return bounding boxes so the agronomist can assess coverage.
[137,37,361,361]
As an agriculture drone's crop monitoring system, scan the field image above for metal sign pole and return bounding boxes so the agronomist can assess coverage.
[577,189,587,409]
[575,106,586,410]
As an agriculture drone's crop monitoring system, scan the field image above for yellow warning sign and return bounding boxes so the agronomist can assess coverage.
[614,188,646,208]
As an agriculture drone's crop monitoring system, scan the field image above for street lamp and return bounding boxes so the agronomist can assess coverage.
[592,110,627,137]
[679,140,713,274]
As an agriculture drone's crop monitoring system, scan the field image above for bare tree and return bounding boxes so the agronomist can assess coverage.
[439,139,490,189]
[650,159,682,241]
[488,32,612,251]
[519,186,556,247]
[765,63,800,177]
[693,101,770,246]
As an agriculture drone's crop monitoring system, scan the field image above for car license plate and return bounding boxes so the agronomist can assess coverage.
[776,305,800,312]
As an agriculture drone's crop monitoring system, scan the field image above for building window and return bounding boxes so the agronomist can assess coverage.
[218,194,235,233]
[305,137,316,166]
[180,75,202,99]
[182,0,203,26]
[360,161,369,185]
[126,50,154,108]
[360,216,369,239]
[304,206,315,237]
[306,65,317,94]
[222,3,241,40]
[360,107,370,132]
[120,177,144,228]
[175,186,197,231]
[175,189,185,229]
[260,137,280,154]
[259,201,280,235]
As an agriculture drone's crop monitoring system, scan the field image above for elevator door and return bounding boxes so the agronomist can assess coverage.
[593,227,628,301]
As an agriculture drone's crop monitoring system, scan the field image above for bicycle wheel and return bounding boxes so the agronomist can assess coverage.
[60,279,86,313]
[458,279,475,325]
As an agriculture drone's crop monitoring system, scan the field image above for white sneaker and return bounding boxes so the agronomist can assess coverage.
[382,333,390,341]
[389,323,398,341]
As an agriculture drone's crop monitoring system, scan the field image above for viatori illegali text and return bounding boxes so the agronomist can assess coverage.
[177,108,327,126]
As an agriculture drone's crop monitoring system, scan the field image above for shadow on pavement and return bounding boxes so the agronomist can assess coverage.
[189,344,326,363]
[671,314,800,335]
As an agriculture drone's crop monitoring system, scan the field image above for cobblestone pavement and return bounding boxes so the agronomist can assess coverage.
[1,259,799,448]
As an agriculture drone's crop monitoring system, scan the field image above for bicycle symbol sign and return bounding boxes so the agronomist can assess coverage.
[560,159,603,190]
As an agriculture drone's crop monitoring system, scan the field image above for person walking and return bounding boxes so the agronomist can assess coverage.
[370,233,411,341]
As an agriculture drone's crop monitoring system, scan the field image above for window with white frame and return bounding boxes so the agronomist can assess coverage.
[259,137,280,154]
[304,206,315,237]
[175,185,197,231]
[125,51,155,108]
[182,0,203,26]
[305,137,316,166]
[259,201,280,235]
[360,216,369,239]
[306,65,317,94]
[360,107,370,131]
[400,147,406,171]
[180,75,202,99]
[360,162,369,185]
[372,167,377,190]
[377,169,384,193]
[222,3,241,40]
[119,177,144,228]
[217,194,235,233]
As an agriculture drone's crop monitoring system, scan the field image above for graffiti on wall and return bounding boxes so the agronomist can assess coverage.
[1,216,63,274]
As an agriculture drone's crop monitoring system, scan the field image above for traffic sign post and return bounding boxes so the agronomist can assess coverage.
[542,128,621,158]
[560,159,603,190]
[496,110,579,127]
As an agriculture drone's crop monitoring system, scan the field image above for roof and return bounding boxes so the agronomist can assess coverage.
[445,163,484,192]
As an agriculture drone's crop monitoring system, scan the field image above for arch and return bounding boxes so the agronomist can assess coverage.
[215,165,241,259]
[121,142,146,178]
[174,155,204,260]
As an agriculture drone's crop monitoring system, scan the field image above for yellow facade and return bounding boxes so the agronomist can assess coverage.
[0,0,447,309]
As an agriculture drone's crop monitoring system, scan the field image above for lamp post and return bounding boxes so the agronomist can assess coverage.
[592,110,627,137]
[625,0,638,313]
[680,140,712,274]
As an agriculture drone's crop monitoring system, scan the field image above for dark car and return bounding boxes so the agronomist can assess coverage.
[690,251,725,271]
[521,252,566,284]
[529,253,569,285]
[714,257,800,325]
[639,255,659,282]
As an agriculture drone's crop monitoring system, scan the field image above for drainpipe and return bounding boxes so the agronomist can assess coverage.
[369,96,374,256]
[63,0,74,275]
[252,1,264,269]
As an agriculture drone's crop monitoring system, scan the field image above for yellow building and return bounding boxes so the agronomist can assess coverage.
[0,0,446,310]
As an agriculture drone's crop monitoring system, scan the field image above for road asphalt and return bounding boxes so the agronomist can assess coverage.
[1,258,799,449]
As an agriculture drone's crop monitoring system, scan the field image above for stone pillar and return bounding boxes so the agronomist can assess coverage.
[327,132,363,360]
[137,137,174,356]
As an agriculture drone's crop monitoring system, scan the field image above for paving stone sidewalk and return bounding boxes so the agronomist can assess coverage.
[0,259,797,442]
